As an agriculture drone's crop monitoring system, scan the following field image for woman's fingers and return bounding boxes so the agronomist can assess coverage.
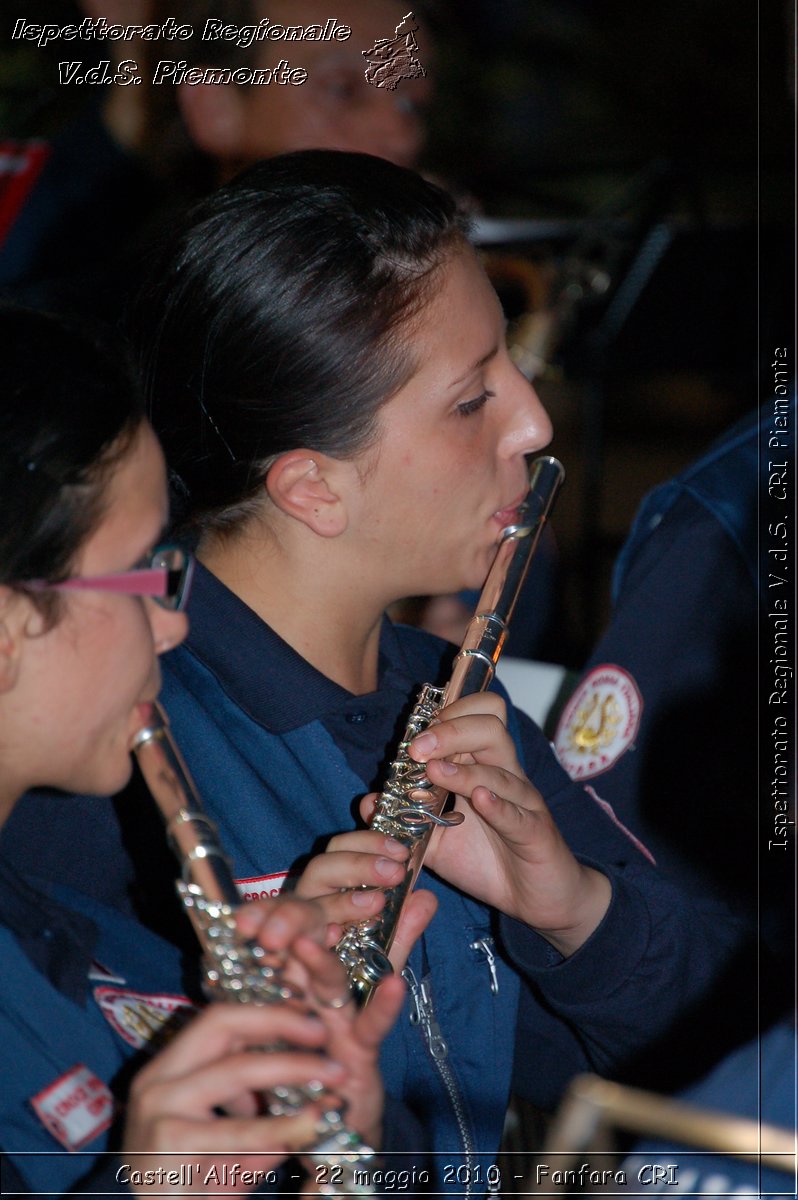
[178,1110,323,1154]
[313,972,406,1053]
[324,830,409,861]
[123,1005,352,1184]
[293,830,412,926]
[388,889,438,973]
[425,756,544,820]
[129,1004,326,1082]
[353,973,407,1048]
[297,833,409,895]
[359,792,380,823]
[235,895,327,949]
[288,933,358,1010]
[311,973,406,1148]
[127,1106,325,1158]
[467,784,553,862]
[407,702,523,777]
[134,1046,345,1122]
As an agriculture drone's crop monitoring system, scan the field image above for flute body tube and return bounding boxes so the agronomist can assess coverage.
[335,454,565,1004]
[132,706,374,1197]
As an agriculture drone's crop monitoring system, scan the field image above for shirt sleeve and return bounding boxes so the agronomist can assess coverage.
[505,706,756,1104]
[553,493,758,906]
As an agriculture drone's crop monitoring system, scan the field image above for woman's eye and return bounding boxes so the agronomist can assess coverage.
[456,391,494,418]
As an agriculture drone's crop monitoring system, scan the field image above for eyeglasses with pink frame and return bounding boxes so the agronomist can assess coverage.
[26,545,194,612]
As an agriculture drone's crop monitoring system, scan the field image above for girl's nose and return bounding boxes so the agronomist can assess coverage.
[499,371,553,458]
[147,602,189,656]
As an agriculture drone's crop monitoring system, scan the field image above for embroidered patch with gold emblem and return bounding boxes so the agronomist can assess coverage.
[554,664,642,780]
[93,987,196,1051]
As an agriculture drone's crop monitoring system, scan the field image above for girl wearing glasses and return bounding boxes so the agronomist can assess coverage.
[0,306,403,1196]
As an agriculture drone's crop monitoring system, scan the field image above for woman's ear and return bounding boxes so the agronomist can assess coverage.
[266,452,349,537]
[0,590,25,694]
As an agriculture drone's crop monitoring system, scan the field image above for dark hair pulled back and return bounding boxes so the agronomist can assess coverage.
[132,150,469,535]
[0,306,145,620]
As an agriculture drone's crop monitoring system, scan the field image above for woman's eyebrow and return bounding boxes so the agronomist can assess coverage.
[447,341,500,389]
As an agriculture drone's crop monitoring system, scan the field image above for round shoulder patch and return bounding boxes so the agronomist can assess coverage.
[554,664,642,780]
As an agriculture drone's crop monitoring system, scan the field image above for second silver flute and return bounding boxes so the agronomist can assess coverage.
[132,703,375,1197]
[335,454,565,1004]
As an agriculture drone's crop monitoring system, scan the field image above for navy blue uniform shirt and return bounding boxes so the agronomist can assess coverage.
[0,858,193,1196]
[1,565,751,1192]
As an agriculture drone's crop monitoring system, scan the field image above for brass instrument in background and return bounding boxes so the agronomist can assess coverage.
[523,1072,794,1196]
[470,214,616,384]
[335,455,565,1004]
[132,705,375,1198]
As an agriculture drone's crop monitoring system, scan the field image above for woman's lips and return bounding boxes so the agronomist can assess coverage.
[493,492,526,527]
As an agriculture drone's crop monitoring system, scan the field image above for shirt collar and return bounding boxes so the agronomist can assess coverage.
[178,561,424,733]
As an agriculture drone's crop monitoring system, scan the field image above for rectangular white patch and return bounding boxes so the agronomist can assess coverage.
[30,1064,114,1150]
[236,870,289,902]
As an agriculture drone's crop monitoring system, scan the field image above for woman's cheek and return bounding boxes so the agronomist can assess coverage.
[115,604,159,690]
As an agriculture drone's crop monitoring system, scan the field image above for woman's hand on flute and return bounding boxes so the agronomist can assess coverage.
[238,894,406,1148]
[294,837,438,971]
[123,895,403,1190]
[294,934,407,1150]
[403,693,612,957]
[122,1002,345,1195]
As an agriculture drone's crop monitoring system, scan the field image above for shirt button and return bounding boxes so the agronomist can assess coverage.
[346,711,368,724]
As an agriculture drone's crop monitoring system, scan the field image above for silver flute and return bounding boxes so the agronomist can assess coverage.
[335,454,565,1004]
[132,705,375,1197]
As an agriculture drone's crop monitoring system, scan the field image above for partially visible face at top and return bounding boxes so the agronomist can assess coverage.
[348,246,553,602]
[5,423,187,801]
[235,0,432,168]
